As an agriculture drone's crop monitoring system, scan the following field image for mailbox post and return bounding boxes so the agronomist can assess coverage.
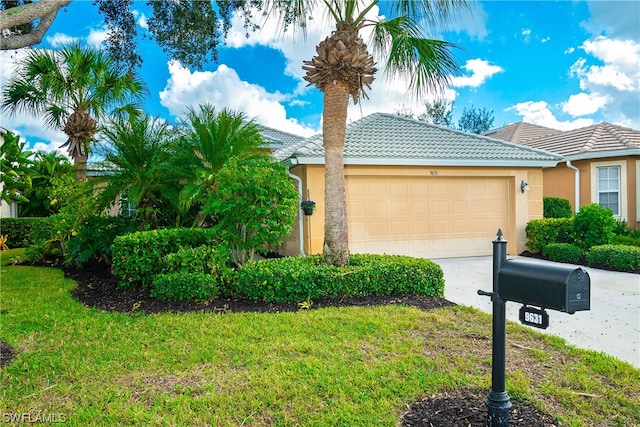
[478,230,512,426]
[478,229,590,427]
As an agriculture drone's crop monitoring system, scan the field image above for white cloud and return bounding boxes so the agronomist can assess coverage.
[584,1,640,40]
[46,32,79,47]
[519,28,532,44]
[133,10,149,30]
[446,1,489,41]
[562,92,609,116]
[508,101,593,131]
[87,27,108,48]
[158,62,317,136]
[451,59,504,88]
[569,35,640,128]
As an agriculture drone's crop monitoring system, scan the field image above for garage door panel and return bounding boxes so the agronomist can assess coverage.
[367,200,387,216]
[347,176,510,258]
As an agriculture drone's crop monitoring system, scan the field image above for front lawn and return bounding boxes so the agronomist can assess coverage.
[1,249,638,426]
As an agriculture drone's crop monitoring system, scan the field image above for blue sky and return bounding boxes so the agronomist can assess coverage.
[1,0,639,154]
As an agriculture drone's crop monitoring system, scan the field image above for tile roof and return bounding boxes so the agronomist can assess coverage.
[484,122,561,143]
[255,123,306,149]
[273,113,561,166]
[501,122,640,159]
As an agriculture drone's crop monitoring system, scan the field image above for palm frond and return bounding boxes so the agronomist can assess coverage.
[371,15,461,97]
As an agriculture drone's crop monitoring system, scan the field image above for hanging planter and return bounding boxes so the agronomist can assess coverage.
[300,200,316,216]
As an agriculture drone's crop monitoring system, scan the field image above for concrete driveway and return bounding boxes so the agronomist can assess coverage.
[432,255,640,368]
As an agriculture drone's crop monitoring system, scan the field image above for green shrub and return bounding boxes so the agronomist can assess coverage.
[0,217,49,248]
[67,216,139,267]
[163,245,228,274]
[541,243,583,264]
[202,157,298,266]
[586,244,640,271]
[611,235,640,247]
[525,217,573,252]
[150,272,220,302]
[572,203,616,251]
[543,197,573,218]
[23,216,69,262]
[112,228,220,289]
[233,254,444,303]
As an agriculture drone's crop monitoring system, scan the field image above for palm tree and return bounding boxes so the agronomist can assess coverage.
[1,44,147,182]
[173,103,266,224]
[265,0,466,266]
[93,114,174,230]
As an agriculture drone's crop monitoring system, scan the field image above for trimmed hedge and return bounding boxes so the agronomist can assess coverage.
[541,243,583,264]
[233,254,444,303]
[150,272,220,302]
[543,197,573,218]
[0,217,50,248]
[525,218,573,252]
[586,244,640,272]
[112,228,220,289]
[611,235,640,248]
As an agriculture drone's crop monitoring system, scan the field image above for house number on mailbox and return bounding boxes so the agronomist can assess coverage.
[519,305,549,329]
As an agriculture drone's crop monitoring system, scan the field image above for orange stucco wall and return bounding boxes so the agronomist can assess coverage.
[542,157,639,228]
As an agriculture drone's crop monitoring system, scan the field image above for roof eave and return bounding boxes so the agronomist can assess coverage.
[288,156,561,168]
[565,148,640,161]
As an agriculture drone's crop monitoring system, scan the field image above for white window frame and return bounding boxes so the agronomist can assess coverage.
[590,160,626,220]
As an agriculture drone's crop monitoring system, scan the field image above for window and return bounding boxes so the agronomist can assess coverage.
[119,191,136,217]
[596,166,620,216]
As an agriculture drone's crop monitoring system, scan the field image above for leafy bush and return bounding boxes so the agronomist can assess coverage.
[572,203,616,251]
[202,157,298,266]
[150,272,220,302]
[525,218,573,252]
[0,217,49,248]
[586,244,640,271]
[67,216,139,267]
[112,228,220,289]
[23,214,74,262]
[163,245,228,274]
[543,197,573,218]
[611,235,640,247]
[233,254,444,303]
[542,243,583,264]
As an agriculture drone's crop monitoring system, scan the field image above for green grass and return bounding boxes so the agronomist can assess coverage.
[1,248,639,426]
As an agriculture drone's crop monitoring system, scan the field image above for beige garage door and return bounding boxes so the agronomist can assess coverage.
[347,176,510,258]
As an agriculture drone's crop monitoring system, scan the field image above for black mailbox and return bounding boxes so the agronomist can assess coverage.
[498,259,590,314]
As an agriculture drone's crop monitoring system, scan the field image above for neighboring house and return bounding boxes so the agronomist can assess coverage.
[487,122,640,228]
[273,113,562,258]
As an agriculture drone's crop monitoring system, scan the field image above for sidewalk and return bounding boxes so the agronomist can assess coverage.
[433,256,640,368]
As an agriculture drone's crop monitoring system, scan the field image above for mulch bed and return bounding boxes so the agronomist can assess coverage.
[2,261,559,426]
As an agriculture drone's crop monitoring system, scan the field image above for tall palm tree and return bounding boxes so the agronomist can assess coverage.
[173,103,266,223]
[94,114,174,230]
[1,44,147,182]
[265,0,466,266]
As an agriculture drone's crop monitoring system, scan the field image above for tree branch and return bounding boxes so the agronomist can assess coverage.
[0,0,72,50]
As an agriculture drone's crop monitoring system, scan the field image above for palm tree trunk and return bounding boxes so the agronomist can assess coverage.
[74,153,88,182]
[322,81,350,266]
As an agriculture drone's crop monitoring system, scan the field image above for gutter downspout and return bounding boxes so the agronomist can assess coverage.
[287,158,305,255]
[566,161,580,213]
